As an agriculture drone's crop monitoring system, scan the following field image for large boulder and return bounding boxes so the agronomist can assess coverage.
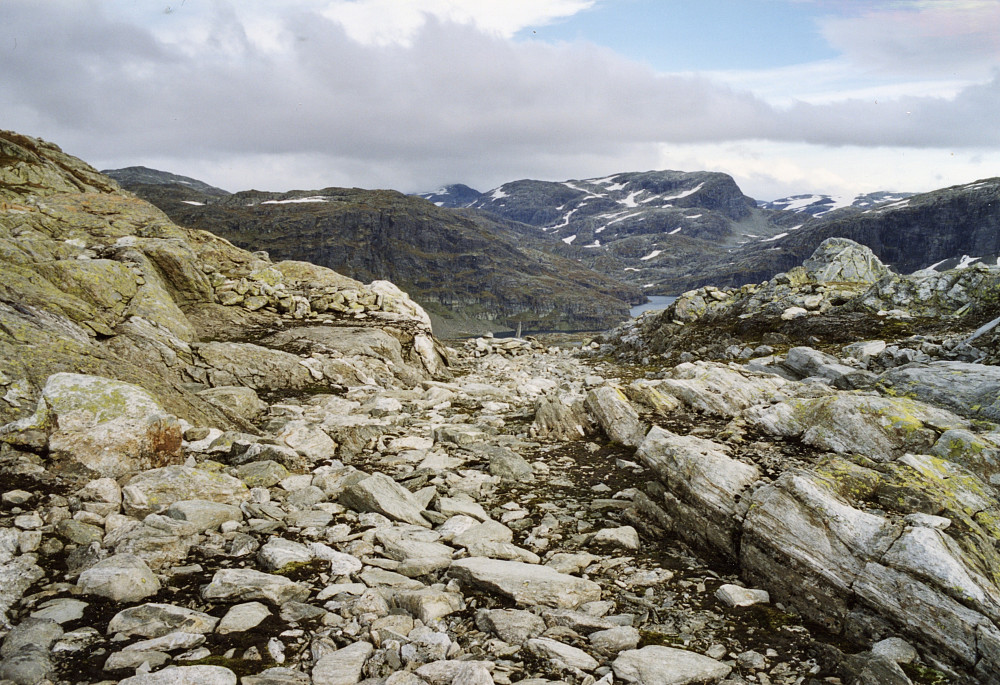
[636,427,759,560]
[0,373,182,479]
[802,238,891,284]
[585,385,647,447]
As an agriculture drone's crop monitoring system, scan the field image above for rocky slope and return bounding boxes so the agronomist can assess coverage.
[3,131,1000,685]
[113,179,641,338]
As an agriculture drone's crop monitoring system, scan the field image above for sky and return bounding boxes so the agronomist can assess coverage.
[2,0,999,200]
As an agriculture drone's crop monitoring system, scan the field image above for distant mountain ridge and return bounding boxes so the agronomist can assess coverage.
[759,191,914,217]
[662,177,1000,290]
[102,166,230,196]
[112,177,642,337]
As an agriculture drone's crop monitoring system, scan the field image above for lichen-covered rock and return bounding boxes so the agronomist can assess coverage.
[746,394,968,461]
[121,465,250,518]
[802,238,892,284]
[878,360,1000,422]
[0,372,182,479]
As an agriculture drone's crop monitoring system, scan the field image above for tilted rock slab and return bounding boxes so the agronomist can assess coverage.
[636,427,759,560]
[338,472,430,528]
[449,557,601,609]
[584,385,647,447]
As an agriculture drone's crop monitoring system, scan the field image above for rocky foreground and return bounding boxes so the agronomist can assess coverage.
[2,131,1000,685]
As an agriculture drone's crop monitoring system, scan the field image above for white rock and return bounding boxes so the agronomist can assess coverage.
[613,645,732,684]
[77,553,160,602]
[715,584,770,607]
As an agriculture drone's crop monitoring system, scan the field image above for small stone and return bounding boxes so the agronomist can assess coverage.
[872,637,918,664]
[715,584,770,607]
[218,602,272,634]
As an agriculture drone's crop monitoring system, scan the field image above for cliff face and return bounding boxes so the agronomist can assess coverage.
[119,182,642,337]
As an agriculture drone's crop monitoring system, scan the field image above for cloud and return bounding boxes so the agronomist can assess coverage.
[819,0,1000,78]
[0,0,997,200]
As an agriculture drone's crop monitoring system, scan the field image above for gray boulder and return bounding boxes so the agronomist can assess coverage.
[585,385,647,447]
[201,568,310,606]
[449,557,601,609]
[77,553,160,602]
[878,360,1000,421]
[612,645,731,684]
[338,472,430,528]
[637,427,759,560]
[0,372,183,479]
[802,238,891,284]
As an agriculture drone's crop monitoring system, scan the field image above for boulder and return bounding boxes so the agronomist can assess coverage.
[118,665,238,685]
[746,394,968,462]
[802,238,891,284]
[121,465,250,518]
[338,472,430,528]
[107,603,219,638]
[166,499,243,531]
[200,568,310,606]
[77,553,160,602]
[449,557,601,609]
[196,386,267,423]
[657,362,787,418]
[637,427,759,559]
[612,645,732,684]
[585,385,647,447]
[0,372,183,479]
[312,641,373,685]
[878,361,1000,421]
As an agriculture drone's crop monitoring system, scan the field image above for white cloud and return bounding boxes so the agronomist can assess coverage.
[1,0,998,203]
[819,0,1000,78]
[318,0,596,45]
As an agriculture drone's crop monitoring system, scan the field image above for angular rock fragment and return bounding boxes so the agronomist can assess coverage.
[449,557,601,609]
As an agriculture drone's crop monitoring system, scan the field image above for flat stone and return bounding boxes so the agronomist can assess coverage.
[476,608,546,645]
[123,630,206,652]
[449,557,601,609]
[118,665,238,685]
[338,472,430,528]
[257,537,314,571]
[715,584,770,608]
[77,553,160,602]
[393,588,465,623]
[29,598,88,624]
[872,637,919,664]
[589,625,641,654]
[108,603,219,638]
[526,637,598,671]
[217,602,272,635]
[312,641,373,685]
[166,499,243,531]
[592,525,640,550]
[122,465,250,518]
[201,568,310,606]
[613,646,732,685]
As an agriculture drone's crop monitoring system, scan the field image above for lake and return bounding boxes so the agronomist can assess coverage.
[630,295,677,318]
